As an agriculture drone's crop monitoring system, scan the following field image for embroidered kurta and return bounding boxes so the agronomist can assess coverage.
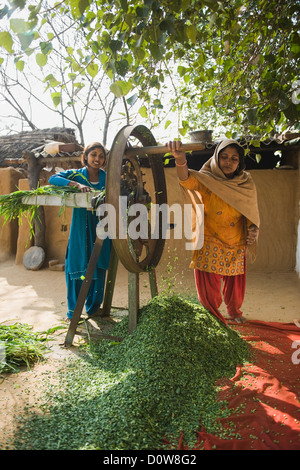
[180,174,252,276]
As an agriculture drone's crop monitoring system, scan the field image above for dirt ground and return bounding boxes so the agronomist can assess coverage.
[0,257,300,449]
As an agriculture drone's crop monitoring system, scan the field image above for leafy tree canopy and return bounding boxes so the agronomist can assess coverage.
[0,0,299,139]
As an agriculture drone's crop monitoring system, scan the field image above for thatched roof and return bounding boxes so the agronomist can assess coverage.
[0,127,79,165]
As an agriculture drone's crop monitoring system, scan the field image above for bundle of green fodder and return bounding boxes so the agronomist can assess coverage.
[13,295,250,450]
[0,185,104,237]
[0,323,48,373]
[0,185,81,223]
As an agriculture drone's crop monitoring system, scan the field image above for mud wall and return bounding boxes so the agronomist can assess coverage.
[0,167,23,261]
[249,169,299,272]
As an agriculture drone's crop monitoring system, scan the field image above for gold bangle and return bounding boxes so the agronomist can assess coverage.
[175,160,187,167]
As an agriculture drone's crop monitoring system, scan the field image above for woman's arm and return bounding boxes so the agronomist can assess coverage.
[246,223,259,245]
[166,141,189,181]
[48,171,92,192]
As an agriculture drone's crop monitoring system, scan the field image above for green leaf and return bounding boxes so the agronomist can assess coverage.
[110,80,133,97]
[15,59,24,71]
[44,74,60,88]
[152,98,163,108]
[71,60,81,72]
[10,18,28,34]
[36,53,47,67]
[68,72,77,81]
[138,105,148,118]
[159,18,175,34]
[99,52,109,65]
[133,47,145,60]
[40,41,53,55]
[87,62,98,78]
[247,108,258,125]
[18,31,35,51]
[69,0,91,18]
[290,43,300,55]
[109,39,123,52]
[185,25,197,43]
[179,127,188,136]
[149,44,163,60]
[177,65,187,77]
[51,92,61,108]
[126,93,138,106]
[0,31,14,53]
[115,58,129,77]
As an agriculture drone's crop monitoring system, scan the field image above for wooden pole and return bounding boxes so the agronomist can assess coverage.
[23,151,46,250]
[124,142,206,157]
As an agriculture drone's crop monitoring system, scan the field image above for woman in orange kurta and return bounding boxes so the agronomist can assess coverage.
[166,139,260,325]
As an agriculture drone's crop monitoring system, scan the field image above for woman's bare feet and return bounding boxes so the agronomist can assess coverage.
[232,316,247,324]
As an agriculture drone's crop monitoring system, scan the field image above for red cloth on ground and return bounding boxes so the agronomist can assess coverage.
[179,320,300,450]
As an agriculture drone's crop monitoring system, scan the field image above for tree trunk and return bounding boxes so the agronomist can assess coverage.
[24,152,46,250]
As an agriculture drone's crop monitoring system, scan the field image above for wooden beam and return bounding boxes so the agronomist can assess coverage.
[124,142,206,157]
[22,192,96,209]
[2,155,82,166]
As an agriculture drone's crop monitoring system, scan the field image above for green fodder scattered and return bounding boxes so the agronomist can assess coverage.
[0,323,50,374]
[12,295,251,450]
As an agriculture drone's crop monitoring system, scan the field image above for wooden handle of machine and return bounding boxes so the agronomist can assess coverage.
[124,142,206,157]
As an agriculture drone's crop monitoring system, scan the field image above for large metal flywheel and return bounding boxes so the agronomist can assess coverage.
[105,124,167,273]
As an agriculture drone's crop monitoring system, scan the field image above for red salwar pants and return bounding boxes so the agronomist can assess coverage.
[194,268,246,325]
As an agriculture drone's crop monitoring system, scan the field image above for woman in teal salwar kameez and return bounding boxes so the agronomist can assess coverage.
[48,142,111,320]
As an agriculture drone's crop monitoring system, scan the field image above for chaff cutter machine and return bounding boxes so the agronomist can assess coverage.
[23,124,205,346]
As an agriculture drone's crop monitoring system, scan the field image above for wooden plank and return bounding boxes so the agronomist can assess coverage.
[22,192,96,209]
[64,237,104,347]
[3,155,82,165]
[101,245,119,317]
[148,269,158,298]
[128,272,139,333]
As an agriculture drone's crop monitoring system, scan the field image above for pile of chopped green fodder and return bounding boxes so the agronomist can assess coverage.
[0,323,51,374]
[11,295,251,450]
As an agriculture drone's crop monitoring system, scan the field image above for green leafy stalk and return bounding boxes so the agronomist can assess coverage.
[0,323,53,374]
